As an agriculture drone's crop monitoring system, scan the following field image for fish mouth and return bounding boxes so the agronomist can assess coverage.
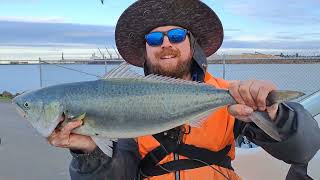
[41,115,63,138]
[42,111,66,138]
[55,113,66,130]
[12,99,26,118]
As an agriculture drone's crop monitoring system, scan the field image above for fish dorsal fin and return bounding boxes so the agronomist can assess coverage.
[102,62,143,79]
[102,62,216,88]
[144,74,206,86]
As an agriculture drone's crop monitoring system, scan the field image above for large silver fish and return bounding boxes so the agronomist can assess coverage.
[12,63,304,142]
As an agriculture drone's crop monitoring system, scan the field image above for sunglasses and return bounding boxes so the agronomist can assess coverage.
[145,28,188,47]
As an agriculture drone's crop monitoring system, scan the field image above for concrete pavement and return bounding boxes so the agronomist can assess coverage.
[0,101,71,180]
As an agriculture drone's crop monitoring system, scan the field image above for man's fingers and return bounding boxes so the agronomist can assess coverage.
[47,130,68,147]
[68,135,96,152]
[228,104,253,122]
[238,80,256,109]
[256,81,276,111]
[229,80,245,104]
[228,79,278,122]
[47,120,83,148]
[228,104,253,117]
[47,130,58,145]
[60,120,83,136]
[256,86,269,111]
[46,119,96,152]
[249,81,261,107]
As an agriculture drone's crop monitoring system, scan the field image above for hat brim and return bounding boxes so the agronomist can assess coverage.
[115,0,224,67]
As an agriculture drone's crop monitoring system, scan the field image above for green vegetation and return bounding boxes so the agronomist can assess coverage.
[0,96,12,102]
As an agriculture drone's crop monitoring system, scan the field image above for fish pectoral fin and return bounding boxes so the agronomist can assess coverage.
[91,136,117,157]
[72,112,86,121]
[60,112,86,128]
[188,109,216,128]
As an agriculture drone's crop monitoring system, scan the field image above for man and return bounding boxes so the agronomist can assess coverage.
[48,0,320,179]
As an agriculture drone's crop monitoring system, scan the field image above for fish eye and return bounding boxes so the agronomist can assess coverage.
[24,102,30,109]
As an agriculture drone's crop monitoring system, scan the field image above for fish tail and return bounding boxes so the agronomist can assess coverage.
[266,90,305,105]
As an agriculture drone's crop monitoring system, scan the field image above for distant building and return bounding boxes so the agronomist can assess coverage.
[0,61,11,64]
[90,53,102,60]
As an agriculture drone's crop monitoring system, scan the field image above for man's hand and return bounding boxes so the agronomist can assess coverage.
[228,80,279,122]
[47,117,97,153]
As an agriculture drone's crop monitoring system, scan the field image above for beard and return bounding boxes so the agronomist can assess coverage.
[144,48,193,79]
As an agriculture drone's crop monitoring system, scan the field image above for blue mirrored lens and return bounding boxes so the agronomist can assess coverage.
[145,32,163,46]
[167,29,187,43]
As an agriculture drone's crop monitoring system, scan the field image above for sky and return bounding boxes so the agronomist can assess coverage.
[0,0,320,57]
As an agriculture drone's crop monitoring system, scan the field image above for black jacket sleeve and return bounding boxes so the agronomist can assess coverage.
[69,138,140,180]
[236,102,320,164]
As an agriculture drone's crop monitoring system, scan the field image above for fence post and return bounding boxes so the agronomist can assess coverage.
[39,57,43,88]
[223,54,226,79]
[104,60,107,76]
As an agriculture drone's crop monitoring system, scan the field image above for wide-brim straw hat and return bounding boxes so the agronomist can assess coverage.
[115,0,224,67]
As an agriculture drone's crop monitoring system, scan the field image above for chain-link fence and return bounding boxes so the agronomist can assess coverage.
[35,59,320,97]
[1,59,320,98]
[220,63,320,99]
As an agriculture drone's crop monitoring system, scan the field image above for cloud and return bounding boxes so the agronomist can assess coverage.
[223,26,320,49]
[0,16,67,23]
[232,35,271,42]
[1,19,319,50]
[0,21,115,46]
[222,39,320,49]
[224,36,233,40]
[0,0,39,3]
[274,36,299,40]
[299,32,320,37]
[0,42,102,48]
[224,28,242,32]
[223,0,320,25]
[274,32,320,40]
[64,32,111,37]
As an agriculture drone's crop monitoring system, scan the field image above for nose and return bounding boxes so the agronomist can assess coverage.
[161,36,172,49]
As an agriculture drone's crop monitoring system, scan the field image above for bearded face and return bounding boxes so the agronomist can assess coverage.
[144,26,193,79]
[145,47,193,78]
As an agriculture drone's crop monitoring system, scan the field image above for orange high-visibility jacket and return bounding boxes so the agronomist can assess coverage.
[137,72,242,180]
